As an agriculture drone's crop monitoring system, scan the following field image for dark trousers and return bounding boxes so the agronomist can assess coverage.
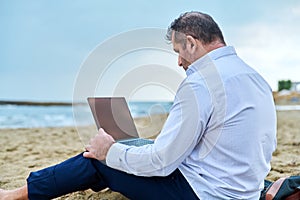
[27,153,199,200]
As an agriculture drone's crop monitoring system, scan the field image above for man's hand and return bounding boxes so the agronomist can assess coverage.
[83,128,115,161]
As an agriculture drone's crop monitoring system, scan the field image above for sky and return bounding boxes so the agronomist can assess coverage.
[1,0,300,102]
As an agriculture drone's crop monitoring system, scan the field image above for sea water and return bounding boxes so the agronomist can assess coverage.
[0,102,173,129]
[1,102,297,129]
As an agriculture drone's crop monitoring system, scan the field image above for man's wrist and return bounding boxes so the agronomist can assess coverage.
[106,143,128,167]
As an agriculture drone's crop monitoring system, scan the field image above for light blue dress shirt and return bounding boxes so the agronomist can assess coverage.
[106,46,277,199]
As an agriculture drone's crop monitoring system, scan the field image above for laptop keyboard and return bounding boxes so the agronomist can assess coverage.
[118,138,154,146]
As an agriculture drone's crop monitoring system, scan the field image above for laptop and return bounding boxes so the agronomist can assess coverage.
[87,97,154,146]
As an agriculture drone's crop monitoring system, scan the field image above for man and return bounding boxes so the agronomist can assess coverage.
[0,11,276,199]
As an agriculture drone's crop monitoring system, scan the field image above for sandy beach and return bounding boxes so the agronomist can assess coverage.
[1,111,299,199]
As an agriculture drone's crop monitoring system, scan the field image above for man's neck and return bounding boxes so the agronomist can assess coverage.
[205,41,226,53]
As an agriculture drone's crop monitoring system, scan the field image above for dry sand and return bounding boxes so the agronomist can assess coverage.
[266,111,300,180]
[0,112,299,199]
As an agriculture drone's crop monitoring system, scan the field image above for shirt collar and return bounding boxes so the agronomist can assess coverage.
[186,46,236,76]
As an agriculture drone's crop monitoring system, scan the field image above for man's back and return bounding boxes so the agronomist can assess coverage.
[178,46,277,199]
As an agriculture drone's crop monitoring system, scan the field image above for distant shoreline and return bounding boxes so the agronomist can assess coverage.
[0,100,74,106]
[0,100,174,107]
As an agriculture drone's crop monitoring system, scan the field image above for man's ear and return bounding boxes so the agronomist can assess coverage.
[186,35,197,53]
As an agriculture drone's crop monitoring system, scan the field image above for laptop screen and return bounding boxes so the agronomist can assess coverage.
[87,97,138,140]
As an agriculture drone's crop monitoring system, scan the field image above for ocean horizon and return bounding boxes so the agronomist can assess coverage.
[1,100,300,129]
[0,100,173,129]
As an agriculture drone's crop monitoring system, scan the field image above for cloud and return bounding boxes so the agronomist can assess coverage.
[228,3,300,90]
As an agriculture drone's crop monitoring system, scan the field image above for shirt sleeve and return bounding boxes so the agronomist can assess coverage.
[106,77,212,176]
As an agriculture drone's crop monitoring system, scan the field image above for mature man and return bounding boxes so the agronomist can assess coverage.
[0,11,276,199]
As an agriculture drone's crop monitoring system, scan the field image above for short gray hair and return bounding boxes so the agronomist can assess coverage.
[166,11,226,46]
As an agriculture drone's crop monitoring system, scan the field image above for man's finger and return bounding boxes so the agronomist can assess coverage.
[98,128,106,135]
[85,145,91,152]
[83,151,94,159]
